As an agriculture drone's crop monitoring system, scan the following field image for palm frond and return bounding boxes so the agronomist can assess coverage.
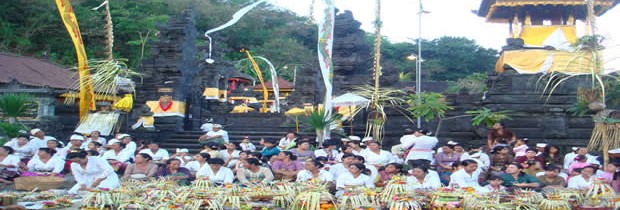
[67,59,141,105]
[0,93,35,118]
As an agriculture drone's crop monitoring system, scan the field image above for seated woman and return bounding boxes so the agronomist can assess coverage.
[200,142,222,160]
[296,159,333,182]
[123,153,158,179]
[220,143,241,168]
[271,151,303,181]
[0,146,21,184]
[406,165,441,190]
[336,163,375,196]
[155,159,192,185]
[289,141,315,162]
[233,151,249,173]
[185,153,211,177]
[361,141,394,167]
[237,158,274,184]
[86,142,105,156]
[376,163,404,187]
[23,148,64,177]
[101,141,131,172]
[197,158,234,185]
[66,149,120,194]
[10,134,36,164]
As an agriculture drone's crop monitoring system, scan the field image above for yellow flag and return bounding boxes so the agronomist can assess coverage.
[55,0,96,119]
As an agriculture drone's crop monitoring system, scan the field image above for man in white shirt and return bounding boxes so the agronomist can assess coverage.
[568,165,597,189]
[461,146,491,170]
[199,124,229,145]
[58,134,86,159]
[28,128,56,150]
[118,134,136,159]
[278,132,297,150]
[83,131,107,149]
[330,153,355,180]
[401,128,438,167]
[564,147,600,170]
[200,118,214,132]
[449,160,489,193]
[139,142,169,161]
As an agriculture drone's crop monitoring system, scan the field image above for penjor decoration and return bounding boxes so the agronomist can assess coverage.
[55,0,96,119]
[317,0,336,140]
[204,0,267,64]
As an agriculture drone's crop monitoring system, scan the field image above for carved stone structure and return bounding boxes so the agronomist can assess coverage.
[135,9,200,132]
[331,10,373,95]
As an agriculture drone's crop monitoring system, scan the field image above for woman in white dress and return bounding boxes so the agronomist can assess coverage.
[101,141,131,172]
[406,165,442,190]
[0,146,21,184]
[197,158,234,185]
[185,153,211,177]
[10,134,36,163]
[24,148,65,176]
[336,163,375,196]
[568,165,598,189]
[66,149,120,194]
[314,141,339,165]
[361,141,394,167]
[296,159,333,183]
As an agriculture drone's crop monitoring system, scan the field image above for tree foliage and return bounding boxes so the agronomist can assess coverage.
[406,92,453,122]
[377,36,498,82]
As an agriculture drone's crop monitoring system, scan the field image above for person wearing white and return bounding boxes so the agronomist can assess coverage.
[239,136,256,152]
[314,141,339,165]
[461,147,491,170]
[9,134,36,160]
[563,147,600,170]
[82,131,107,149]
[336,163,375,196]
[28,128,56,150]
[102,142,131,163]
[200,119,214,132]
[449,160,489,193]
[68,155,120,194]
[220,143,241,168]
[57,135,86,161]
[0,147,20,172]
[567,166,597,189]
[361,141,395,166]
[186,153,212,177]
[139,142,169,161]
[170,148,192,166]
[278,132,297,150]
[401,128,438,163]
[330,153,356,180]
[118,134,137,159]
[407,166,442,190]
[201,124,229,143]
[296,159,333,182]
[26,148,65,174]
[197,158,234,184]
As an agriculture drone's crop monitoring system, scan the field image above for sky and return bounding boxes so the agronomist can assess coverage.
[269,0,620,71]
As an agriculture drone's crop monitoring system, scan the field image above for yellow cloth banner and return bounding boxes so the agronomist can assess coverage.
[55,0,95,119]
[520,25,577,47]
[146,101,186,117]
[496,50,595,75]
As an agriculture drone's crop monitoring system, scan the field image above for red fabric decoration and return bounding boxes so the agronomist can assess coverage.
[159,101,173,111]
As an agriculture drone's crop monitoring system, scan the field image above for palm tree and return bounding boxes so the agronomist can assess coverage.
[303,108,342,145]
[0,93,34,124]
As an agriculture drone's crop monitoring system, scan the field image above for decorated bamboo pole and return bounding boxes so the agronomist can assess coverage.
[103,0,113,60]
[370,0,383,141]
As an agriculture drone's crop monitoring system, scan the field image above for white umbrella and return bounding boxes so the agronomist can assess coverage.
[332,93,369,135]
[332,93,369,107]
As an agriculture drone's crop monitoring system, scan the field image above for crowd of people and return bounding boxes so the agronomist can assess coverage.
[1,122,618,196]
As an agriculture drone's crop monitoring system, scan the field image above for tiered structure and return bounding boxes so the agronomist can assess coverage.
[135,9,200,132]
